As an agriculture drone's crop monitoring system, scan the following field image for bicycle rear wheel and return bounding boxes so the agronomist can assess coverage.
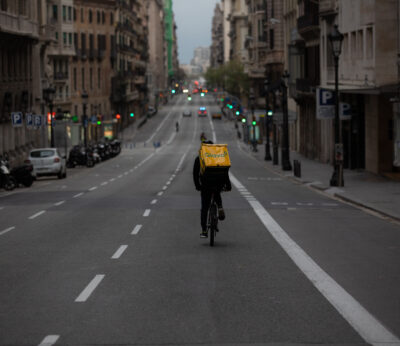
[209,203,217,246]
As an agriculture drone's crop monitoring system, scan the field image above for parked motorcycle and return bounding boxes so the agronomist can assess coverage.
[96,142,110,161]
[0,155,16,191]
[110,139,121,156]
[67,145,95,168]
[10,163,35,187]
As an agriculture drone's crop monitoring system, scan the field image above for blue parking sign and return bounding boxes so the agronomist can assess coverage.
[26,113,33,128]
[11,112,23,127]
[33,114,43,128]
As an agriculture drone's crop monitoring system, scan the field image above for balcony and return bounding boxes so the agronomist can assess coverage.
[134,76,145,84]
[54,72,69,82]
[0,11,39,39]
[39,24,56,42]
[319,0,337,16]
[297,0,319,41]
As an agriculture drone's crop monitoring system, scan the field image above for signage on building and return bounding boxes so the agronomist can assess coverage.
[26,113,33,128]
[33,115,43,128]
[11,112,23,127]
[316,88,352,120]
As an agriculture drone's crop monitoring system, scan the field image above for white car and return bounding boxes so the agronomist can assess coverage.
[27,148,67,179]
[182,110,192,117]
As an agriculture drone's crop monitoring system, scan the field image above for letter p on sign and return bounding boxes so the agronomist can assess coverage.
[322,90,334,105]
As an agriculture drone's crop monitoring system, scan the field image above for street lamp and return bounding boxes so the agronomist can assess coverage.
[81,90,88,147]
[43,87,55,147]
[281,70,292,171]
[264,79,272,160]
[249,89,257,152]
[328,24,344,187]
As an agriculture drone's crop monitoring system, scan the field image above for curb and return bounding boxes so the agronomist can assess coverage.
[236,137,400,223]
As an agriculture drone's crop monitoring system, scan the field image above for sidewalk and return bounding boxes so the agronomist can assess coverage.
[238,140,400,222]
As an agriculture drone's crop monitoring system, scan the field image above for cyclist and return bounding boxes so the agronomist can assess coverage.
[200,132,206,142]
[193,140,231,238]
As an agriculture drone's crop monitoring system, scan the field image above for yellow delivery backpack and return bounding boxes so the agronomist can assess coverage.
[199,143,231,188]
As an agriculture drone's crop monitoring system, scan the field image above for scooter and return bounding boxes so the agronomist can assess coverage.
[67,146,95,168]
[10,164,35,187]
[0,155,16,191]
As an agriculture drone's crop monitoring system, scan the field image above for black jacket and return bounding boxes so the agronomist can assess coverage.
[193,156,231,192]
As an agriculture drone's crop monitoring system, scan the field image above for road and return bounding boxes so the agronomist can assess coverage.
[0,94,399,346]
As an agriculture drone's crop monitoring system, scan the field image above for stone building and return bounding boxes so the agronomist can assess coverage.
[221,0,232,64]
[111,0,148,131]
[227,0,248,66]
[319,0,399,174]
[71,0,115,143]
[146,0,167,108]
[0,0,53,162]
[210,3,224,68]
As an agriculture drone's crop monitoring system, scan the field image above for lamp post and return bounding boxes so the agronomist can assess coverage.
[249,89,257,152]
[328,24,344,187]
[281,70,292,171]
[82,90,88,147]
[43,87,55,147]
[272,90,279,165]
[264,79,272,160]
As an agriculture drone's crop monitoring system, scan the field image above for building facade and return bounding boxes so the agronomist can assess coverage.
[228,0,248,66]
[210,3,224,68]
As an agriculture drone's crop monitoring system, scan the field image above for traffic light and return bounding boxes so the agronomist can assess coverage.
[268,110,273,116]
[201,92,205,97]
[72,115,79,123]
[188,96,192,101]
[130,112,134,118]
[116,113,121,120]
[97,115,102,125]
[252,120,257,126]
[172,89,176,94]
[235,111,240,116]
[241,118,246,123]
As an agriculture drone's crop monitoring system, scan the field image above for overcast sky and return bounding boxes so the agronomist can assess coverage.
[173,0,220,65]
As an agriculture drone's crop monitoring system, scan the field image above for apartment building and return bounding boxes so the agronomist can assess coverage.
[221,0,232,64]
[112,0,148,129]
[0,0,46,162]
[210,3,224,68]
[146,0,167,108]
[228,0,248,66]
[319,0,399,174]
[71,0,114,143]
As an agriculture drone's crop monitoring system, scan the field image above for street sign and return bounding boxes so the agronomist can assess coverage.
[11,112,23,127]
[33,114,43,128]
[26,113,33,128]
[316,88,335,119]
[340,102,352,120]
[91,115,97,124]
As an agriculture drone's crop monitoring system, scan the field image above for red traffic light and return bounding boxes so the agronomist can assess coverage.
[116,114,121,119]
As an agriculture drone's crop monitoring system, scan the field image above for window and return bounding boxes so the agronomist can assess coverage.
[68,33,72,45]
[351,31,356,59]
[53,5,58,20]
[73,7,76,21]
[89,9,92,23]
[55,31,59,41]
[269,29,274,49]
[74,33,78,48]
[81,68,85,90]
[97,11,100,24]
[90,68,93,90]
[81,33,86,53]
[73,68,77,91]
[1,0,8,11]
[357,30,363,59]
[110,12,114,25]
[366,27,373,60]
[102,11,105,24]
[62,5,66,21]
[68,6,72,21]
[63,32,67,45]
[81,8,84,22]
[98,67,101,89]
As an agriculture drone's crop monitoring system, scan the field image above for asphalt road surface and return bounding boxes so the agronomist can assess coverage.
[0,94,399,346]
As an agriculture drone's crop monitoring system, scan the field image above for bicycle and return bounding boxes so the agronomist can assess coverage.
[207,192,219,246]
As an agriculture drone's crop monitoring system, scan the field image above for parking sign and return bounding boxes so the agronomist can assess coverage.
[33,114,43,128]
[26,113,33,128]
[11,112,23,127]
[316,88,335,119]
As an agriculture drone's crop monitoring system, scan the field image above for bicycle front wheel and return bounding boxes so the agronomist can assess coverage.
[209,203,217,246]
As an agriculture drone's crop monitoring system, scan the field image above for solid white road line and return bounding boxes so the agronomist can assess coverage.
[38,335,60,346]
[0,226,15,236]
[143,209,151,217]
[111,245,128,259]
[131,224,142,235]
[73,192,84,198]
[29,210,46,219]
[75,274,105,302]
[229,172,400,346]
[54,201,65,206]
[157,191,164,196]
[151,199,157,205]
[89,186,97,191]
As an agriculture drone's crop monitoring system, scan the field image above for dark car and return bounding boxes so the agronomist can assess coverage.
[198,107,208,117]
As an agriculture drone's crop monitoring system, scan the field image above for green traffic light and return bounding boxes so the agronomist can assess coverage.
[201,93,205,97]
[236,111,240,115]
[130,113,134,117]
[241,118,246,123]
[268,110,273,116]
[188,97,192,101]
[221,98,224,102]
[172,89,176,94]
[97,120,101,125]
[252,121,256,126]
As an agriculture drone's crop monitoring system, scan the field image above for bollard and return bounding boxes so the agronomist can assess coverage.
[293,159,301,178]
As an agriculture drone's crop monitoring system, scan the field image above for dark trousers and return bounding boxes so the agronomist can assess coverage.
[201,189,222,231]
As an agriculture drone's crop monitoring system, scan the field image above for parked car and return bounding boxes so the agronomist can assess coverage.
[26,148,67,179]
[147,106,157,117]
[183,110,192,117]
[198,107,208,117]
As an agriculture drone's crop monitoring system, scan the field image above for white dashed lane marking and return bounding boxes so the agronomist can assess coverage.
[73,192,84,198]
[131,224,142,235]
[89,186,98,191]
[111,245,128,259]
[101,182,108,186]
[157,191,163,196]
[38,335,60,346]
[29,210,46,219]
[54,201,65,206]
[151,199,157,205]
[162,186,168,190]
[143,209,151,217]
[75,275,105,302]
[0,226,15,236]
